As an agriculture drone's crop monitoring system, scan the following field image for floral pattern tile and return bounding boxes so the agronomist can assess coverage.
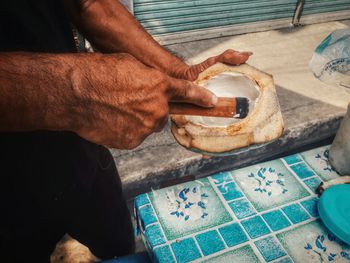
[232,160,310,212]
[135,145,346,263]
[148,178,232,241]
[300,146,339,181]
[277,220,350,263]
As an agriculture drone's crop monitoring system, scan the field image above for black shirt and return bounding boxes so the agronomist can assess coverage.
[0,0,100,209]
[0,0,76,52]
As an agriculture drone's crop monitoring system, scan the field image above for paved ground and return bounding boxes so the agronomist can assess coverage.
[112,20,350,199]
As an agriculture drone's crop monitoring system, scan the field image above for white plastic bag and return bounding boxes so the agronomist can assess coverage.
[310,29,350,88]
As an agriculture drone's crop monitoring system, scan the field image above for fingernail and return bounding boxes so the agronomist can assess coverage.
[211,94,218,106]
[247,51,254,56]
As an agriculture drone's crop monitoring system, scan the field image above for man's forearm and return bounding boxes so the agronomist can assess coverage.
[0,52,78,132]
[65,0,188,77]
[0,52,216,148]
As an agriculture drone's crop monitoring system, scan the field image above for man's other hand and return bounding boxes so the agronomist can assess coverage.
[174,49,253,81]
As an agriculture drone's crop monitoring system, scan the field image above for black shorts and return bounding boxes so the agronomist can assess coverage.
[0,131,135,262]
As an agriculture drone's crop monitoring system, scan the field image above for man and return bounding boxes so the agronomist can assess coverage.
[0,0,251,262]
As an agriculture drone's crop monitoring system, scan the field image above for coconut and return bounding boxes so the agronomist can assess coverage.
[171,63,284,153]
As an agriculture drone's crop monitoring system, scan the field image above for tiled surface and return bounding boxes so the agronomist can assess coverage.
[300,147,339,181]
[277,220,350,262]
[200,245,260,262]
[195,230,225,256]
[218,223,248,247]
[262,210,291,231]
[135,146,350,262]
[254,236,287,262]
[228,198,256,219]
[171,238,202,262]
[241,216,271,239]
[281,204,310,224]
[232,160,310,212]
[303,177,323,193]
[148,178,232,241]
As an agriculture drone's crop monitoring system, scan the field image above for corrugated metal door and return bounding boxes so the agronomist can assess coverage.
[133,0,350,44]
[302,0,350,16]
[134,0,296,35]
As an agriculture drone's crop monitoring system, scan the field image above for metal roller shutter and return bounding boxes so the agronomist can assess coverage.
[134,0,296,35]
[300,0,350,25]
[132,0,350,44]
[303,0,350,15]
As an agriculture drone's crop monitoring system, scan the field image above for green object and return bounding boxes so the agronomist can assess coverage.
[319,184,350,245]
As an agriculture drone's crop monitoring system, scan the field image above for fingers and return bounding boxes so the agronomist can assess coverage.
[218,49,253,65]
[166,76,217,107]
[184,49,253,81]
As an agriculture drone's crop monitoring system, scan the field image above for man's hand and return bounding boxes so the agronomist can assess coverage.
[71,53,217,149]
[0,52,216,149]
[174,50,253,81]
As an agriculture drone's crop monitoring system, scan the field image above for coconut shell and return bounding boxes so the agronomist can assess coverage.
[171,63,284,153]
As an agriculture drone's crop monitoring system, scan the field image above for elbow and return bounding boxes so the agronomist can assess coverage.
[78,0,97,12]
[66,0,98,16]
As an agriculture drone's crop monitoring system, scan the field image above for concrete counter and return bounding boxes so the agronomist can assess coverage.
[111,21,350,199]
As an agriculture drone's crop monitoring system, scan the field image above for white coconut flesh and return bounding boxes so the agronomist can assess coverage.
[186,72,261,127]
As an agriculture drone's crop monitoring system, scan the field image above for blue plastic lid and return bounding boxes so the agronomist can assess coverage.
[319,184,350,245]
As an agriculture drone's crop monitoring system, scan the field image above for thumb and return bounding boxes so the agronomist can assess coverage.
[166,76,217,107]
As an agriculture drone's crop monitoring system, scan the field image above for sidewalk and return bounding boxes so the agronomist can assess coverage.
[112,20,350,199]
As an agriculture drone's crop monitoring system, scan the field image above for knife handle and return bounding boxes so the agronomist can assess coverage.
[169,97,238,118]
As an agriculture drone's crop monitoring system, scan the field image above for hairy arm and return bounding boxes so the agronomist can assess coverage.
[0,52,215,148]
[0,52,77,132]
[64,0,252,81]
[64,0,188,77]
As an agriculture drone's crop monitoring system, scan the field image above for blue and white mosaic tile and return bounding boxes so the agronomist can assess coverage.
[232,160,310,212]
[300,146,339,181]
[201,245,260,262]
[148,178,232,241]
[218,223,248,247]
[262,210,291,231]
[277,220,350,263]
[303,177,323,193]
[135,145,346,262]
[254,236,287,262]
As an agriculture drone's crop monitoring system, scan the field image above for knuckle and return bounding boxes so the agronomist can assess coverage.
[143,118,156,130]
[185,85,196,99]
[152,70,168,88]
[224,49,234,55]
[156,107,169,123]
[173,82,188,99]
